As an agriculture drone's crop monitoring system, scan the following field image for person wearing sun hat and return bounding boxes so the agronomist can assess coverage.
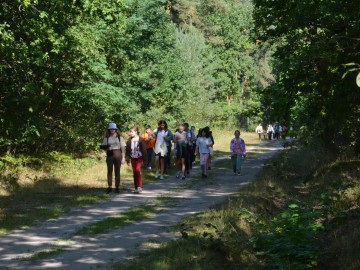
[101,122,126,193]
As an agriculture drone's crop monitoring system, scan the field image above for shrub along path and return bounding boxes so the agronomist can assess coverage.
[0,141,283,270]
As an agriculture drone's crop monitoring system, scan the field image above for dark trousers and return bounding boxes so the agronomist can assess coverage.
[106,149,121,188]
[190,143,196,164]
[146,148,153,167]
[185,145,192,172]
[165,145,172,169]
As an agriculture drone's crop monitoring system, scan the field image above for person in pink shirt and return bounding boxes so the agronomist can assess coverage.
[230,130,246,175]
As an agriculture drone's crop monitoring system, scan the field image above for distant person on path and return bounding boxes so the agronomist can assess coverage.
[203,126,214,170]
[230,130,246,175]
[267,124,274,140]
[255,123,264,141]
[274,122,281,139]
[153,120,169,180]
[173,124,189,180]
[126,127,147,193]
[141,124,156,170]
[195,128,213,178]
[100,122,126,193]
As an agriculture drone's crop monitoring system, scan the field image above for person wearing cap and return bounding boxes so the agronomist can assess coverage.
[101,122,126,193]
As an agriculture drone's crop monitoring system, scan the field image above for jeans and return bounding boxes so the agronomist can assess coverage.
[232,154,243,174]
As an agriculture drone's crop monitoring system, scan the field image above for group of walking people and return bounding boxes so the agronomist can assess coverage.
[100,120,216,194]
[255,122,285,141]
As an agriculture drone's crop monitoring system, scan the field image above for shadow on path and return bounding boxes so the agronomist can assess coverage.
[0,141,283,270]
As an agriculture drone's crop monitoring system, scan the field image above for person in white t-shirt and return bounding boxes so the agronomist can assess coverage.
[152,120,169,180]
[255,123,264,141]
[195,128,213,178]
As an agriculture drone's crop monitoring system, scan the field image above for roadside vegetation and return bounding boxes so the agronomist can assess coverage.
[0,129,254,236]
[112,135,360,270]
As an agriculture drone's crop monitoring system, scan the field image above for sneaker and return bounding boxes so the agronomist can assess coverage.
[155,171,160,179]
[134,187,142,193]
[159,175,164,180]
[147,166,152,170]
[105,187,112,193]
[233,172,237,175]
[176,171,181,178]
[114,188,120,193]
[181,175,186,180]
[192,161,196,165]
[237,172,242,176]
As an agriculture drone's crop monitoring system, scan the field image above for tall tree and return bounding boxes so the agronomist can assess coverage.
[254,0,360,151]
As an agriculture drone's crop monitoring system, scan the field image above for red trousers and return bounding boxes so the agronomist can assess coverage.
[131,156,143,189]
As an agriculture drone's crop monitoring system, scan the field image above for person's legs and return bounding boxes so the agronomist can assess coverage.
[166,145,171,169]
[208,154,212,170]
[181,158,186,177]
[106,157,114,188]
[191,144,196,164]
[154,154,160,178]
[187,145,193,170]
[236,154,242,174]
[231,155,236,173]
[113,150,121,189]
[146,148,153,168]
[185,147,190,173]
[131,157,143,189]
[160,156,165,176]
[201,153,209,176]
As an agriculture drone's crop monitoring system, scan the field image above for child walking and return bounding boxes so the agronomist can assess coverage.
[195,128,213,178]
[230,130,246,175]
[141,124,155,170]
[126,127,147,193]
[173,124,188,180]
[153,120,169,180]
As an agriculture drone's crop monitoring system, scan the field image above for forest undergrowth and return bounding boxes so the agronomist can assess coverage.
[112,139,360,270]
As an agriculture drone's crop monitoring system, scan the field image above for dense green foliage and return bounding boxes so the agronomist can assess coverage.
[1,0,266,155]
[1,1,358,155]
[253,0,360,153]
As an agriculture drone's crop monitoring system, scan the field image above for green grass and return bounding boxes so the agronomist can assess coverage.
[0,130,260,236]
[75,194,181,235]
[75,205,156,235]
[20,248,65,261]
[111,139,360,270]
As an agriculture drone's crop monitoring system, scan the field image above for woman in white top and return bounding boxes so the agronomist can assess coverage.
[195,128,213,178]
[101,122,126,193]
[152,120,169,180]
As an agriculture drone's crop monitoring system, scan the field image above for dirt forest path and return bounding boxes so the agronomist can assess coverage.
[0,140,283,270]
